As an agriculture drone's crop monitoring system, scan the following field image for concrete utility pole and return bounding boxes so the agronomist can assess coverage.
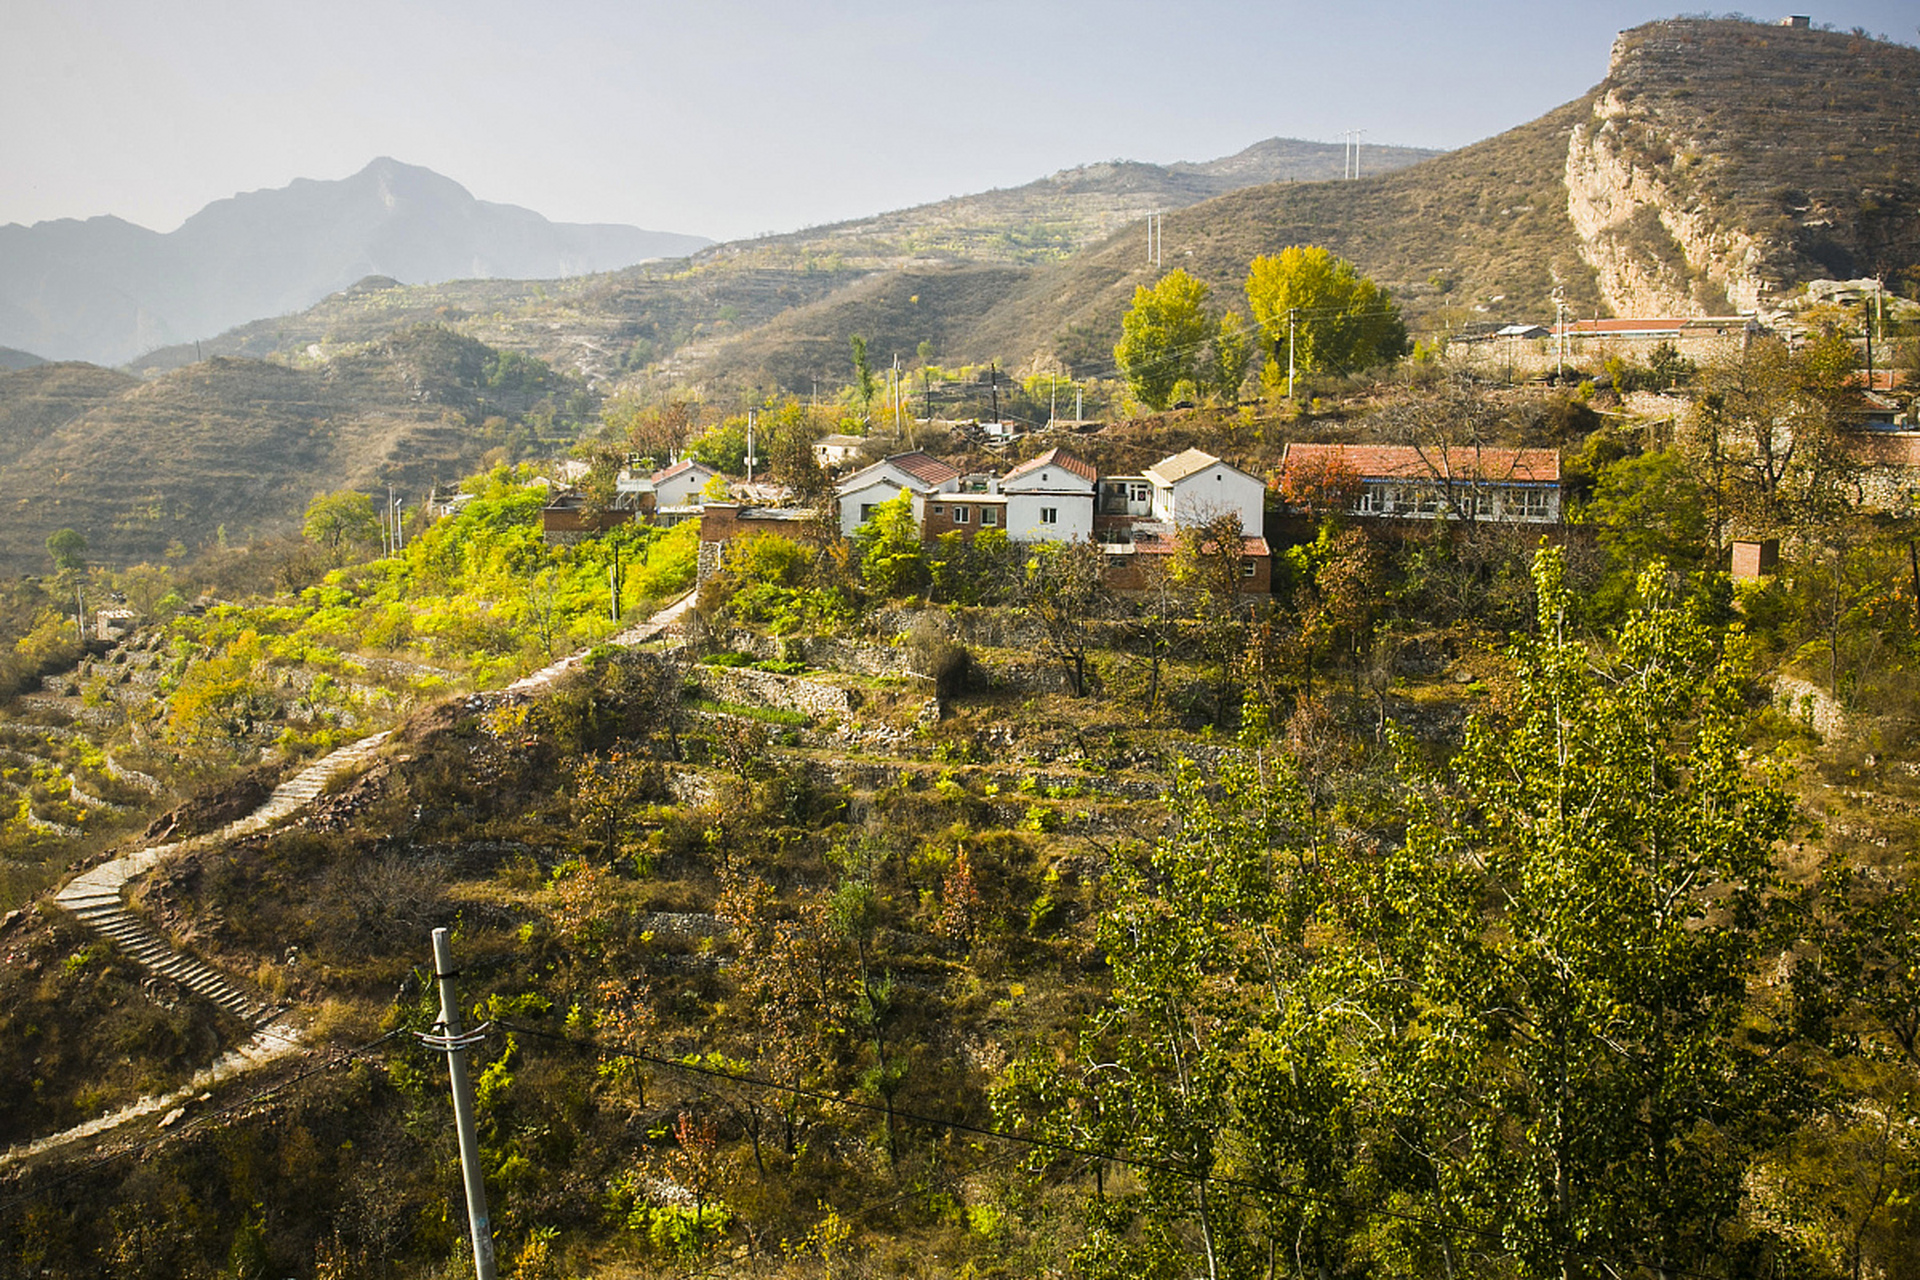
[1288,309,1298,399]
[422,928,498,1280]
[746,408,757,482]
[1553,289,1569,381]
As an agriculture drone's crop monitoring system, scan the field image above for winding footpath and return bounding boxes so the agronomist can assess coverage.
[2,591,694,1169]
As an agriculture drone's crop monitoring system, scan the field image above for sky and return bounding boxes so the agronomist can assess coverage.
[5,0,1917,244]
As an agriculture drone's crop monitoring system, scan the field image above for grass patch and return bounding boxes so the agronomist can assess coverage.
[687,698,811,727]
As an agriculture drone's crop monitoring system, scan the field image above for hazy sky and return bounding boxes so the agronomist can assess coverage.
[5,0,1917,243]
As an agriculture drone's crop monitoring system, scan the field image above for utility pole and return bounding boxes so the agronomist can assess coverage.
[924,368,932,423]
[421,928,497,1280]
[610,542,622,622]
[1553,288,1568,381]
[745,408,757,483]
[1146,211,1162,267]
[892,354,904,439]
[1288,309,1297,399]
[990,362,999,423]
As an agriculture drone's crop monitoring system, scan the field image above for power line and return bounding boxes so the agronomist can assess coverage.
[0,1027,407,1216]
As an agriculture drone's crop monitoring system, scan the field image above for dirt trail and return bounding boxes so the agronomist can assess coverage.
[5,591,695,1168]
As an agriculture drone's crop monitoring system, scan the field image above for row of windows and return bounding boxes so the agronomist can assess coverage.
[935,505,1059,525]
[1353,484,1555,520]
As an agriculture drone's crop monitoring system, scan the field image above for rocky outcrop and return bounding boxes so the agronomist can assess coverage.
[1564,21,1920,323]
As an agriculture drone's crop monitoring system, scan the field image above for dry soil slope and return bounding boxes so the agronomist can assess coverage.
[0,328,523,571]
[0,363,138,473]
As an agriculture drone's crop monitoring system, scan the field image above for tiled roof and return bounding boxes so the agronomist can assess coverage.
[1282,443,1560,484]
[1005,447,1097,485]
[651,458,715,484]
[885,450,961,486]
[836,450,960,495]
[1555,317,1751,336]
[1144,447,1223,485]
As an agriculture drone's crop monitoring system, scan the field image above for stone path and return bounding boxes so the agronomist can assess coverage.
[8,591,696,1166]
[51,731,392,1025]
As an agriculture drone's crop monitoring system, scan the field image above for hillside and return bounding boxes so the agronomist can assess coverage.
[1565,20,1920,314]
[0,158,712,367]
[0,346,45,372]
[0,327,574,571]
[707,135,1442,268]
[686,18,1920,388]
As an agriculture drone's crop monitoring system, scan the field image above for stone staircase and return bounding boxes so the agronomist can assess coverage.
[53,731,390,1024]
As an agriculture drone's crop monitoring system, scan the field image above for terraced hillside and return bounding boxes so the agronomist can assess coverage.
[0,326,571,571]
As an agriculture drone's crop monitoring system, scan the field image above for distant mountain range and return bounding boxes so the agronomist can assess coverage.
[0,158,712,366]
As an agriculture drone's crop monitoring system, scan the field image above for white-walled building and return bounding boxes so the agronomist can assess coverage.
[1000,448,1097,542]
[1142,448,1267,534]
[835,450,961,537]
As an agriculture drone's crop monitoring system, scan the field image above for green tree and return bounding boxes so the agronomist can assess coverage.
[301,490,382,564]
[849,334,877,422]
[44,527,87,573]
[1007,548,1803,1277]
[1114,270,1215,411]
[1208,311,1256,403]
[1244,245,1408,378]
[852,493,927,599]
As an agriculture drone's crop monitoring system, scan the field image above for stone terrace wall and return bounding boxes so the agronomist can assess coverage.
[692,664,859,720]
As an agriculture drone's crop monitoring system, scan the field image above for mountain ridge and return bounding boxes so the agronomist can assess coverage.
[0,158,712,366]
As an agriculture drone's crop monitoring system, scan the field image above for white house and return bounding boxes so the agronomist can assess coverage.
[1000,448,1096,542]
[616,457,723,509]
[835,450,961,537]
[813,433,869,470]
[1142,448,1266,534]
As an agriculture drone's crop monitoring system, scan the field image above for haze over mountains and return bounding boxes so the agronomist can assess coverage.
[0,158,713,366]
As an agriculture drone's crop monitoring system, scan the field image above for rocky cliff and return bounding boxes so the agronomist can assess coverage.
[1564,20,1920,320]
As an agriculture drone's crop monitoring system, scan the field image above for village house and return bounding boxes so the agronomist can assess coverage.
[1279,443,1563,525]
[835,450,961,537]
[812,434,869,471]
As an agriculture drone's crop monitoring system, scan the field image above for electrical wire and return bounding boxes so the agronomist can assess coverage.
[0,1026,407,1215]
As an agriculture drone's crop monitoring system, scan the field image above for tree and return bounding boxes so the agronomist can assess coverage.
[1019,539,1107,696]
[1006,548,1803,1277]
[1687,332,1860,534]
[301,490,382,564]
[44,528,86,573]
[852,493,927,599]
[1208,311,1256,403]
[1244,245,1407,378]
[1114,270,1215,411]
[849,334,877,422]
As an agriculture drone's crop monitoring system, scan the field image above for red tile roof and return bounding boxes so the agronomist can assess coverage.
[1005,447,1097,485]
[885,450,960,486]
[1282,443,1560,485]
[650,458,715,484]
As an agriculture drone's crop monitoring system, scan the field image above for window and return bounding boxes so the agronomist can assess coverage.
[859,504,875,522]
[1355,484,1389,515]
[953,506,970,523]
[1513,487,1553,520]
[1040,507,1058,524]
[932,505,945,514]
[1129,483,1150,505]
[1242,558,1257,578]
[981,507,999,526]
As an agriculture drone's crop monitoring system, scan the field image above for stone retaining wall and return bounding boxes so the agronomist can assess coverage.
[693,664,859,720]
